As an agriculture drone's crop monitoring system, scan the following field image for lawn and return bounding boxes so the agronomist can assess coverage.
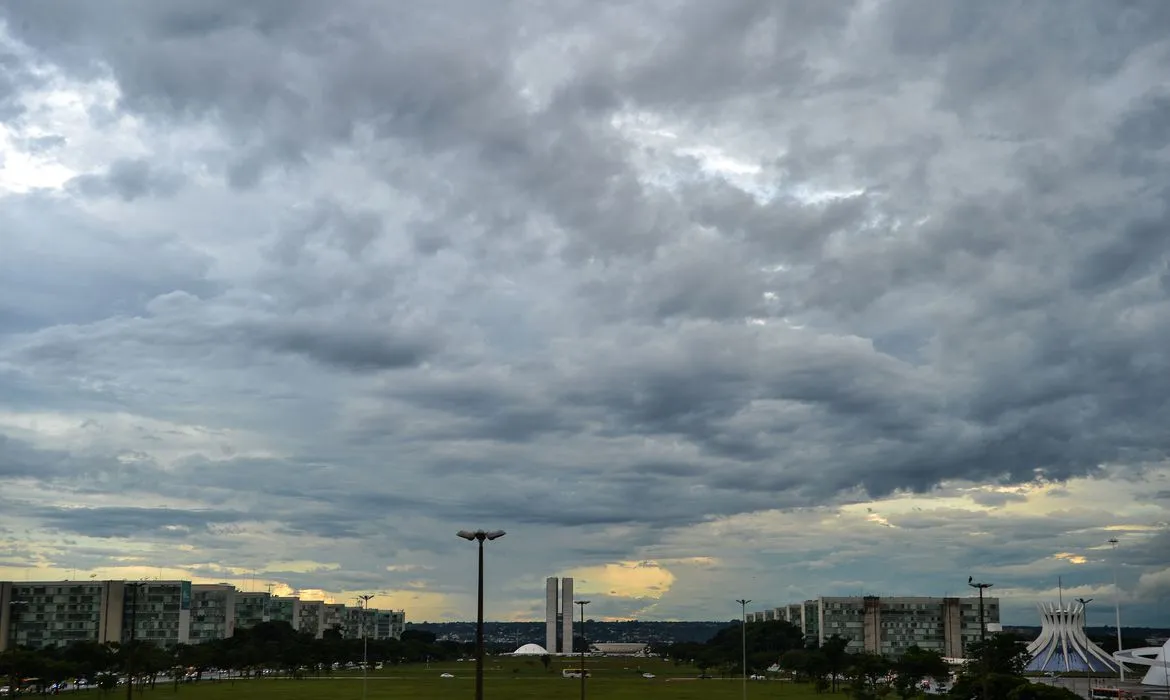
[140,657,845,700]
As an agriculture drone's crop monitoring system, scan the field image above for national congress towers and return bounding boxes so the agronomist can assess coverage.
[545,576,574,653]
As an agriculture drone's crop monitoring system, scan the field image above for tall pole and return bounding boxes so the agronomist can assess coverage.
[968,579,992,700]
[126,582,142,700]
[1109,538,1124,681]
[458,529,505,700]
[357,594,374,700]
[477,537,484,700]
[736,599,751,700]
[576,600,590,700]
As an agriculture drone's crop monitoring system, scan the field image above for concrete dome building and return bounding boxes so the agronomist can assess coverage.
[512,643,549,656]
[1025,602,1118,673]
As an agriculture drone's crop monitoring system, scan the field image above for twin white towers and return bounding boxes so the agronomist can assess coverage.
[545,577,574,654]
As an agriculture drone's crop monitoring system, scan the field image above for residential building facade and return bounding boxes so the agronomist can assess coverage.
[749,595,1000,658]
[0,580,405,651]
[189,584,236,643]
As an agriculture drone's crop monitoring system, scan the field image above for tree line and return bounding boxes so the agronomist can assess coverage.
[656,619,1084,699]
[0,621,466,696]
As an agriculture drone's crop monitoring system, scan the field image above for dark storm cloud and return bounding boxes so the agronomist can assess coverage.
[2,0,1170,621]
[243,320,434,372]
[25,504,246,539]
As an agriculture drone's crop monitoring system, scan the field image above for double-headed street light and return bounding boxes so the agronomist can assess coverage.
[968,578,993,700]
[576,600,590,700]
[736,599,751,700]
[457,529,506,700]
[356,593,375,700]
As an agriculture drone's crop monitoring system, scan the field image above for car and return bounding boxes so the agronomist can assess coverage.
[439,673,455,678]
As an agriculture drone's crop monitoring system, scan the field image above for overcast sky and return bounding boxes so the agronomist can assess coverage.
[1,1,1168,629]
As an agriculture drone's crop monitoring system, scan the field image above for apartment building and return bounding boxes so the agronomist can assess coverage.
[374,610,406,640]
[297,600,325,638]
[189,584,236,643]
[750,595,1000,658]
[0,580,124,650]
[1,580,406,650]
[122,580,192,646]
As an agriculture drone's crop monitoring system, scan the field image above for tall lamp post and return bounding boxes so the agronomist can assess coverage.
[457,529,506,700]
[967,578,993,642]
[968,578,993,700]
[576,600,590,700]
[356,594,375,700]
[125,582,144,700]
[1109,537,1125,681]
[736,599,751,700]
[1076,598,1093,619]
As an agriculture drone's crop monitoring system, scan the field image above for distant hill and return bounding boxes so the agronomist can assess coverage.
[406,620,735,647]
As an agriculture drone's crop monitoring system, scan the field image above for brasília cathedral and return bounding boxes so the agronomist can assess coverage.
[1025,601,1118,673]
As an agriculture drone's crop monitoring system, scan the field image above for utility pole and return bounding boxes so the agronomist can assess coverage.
[736,599,751,700]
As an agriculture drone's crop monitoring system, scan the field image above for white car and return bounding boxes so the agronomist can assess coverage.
[440,673,455,678]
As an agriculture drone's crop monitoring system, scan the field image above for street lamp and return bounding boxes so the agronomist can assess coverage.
[967,578,993,642]
[1109,537,1125,681]
[126,581,145,700]
[1076,598,1093,619]
[968,578,992,700]
[356,594,375,700]
[457,529,506,700]
[576,600,590,700]
[736,599,751,700]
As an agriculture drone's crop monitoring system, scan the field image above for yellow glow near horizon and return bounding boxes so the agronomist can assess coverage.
[563,561,676,600]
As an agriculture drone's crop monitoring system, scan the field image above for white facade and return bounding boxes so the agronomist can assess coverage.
[561,577,574,654]
[545,577,558,651]
[1114,637,1170,687]
[544,576,575,653]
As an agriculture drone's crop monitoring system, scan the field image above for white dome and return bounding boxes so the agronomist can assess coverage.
[512,643,549,656]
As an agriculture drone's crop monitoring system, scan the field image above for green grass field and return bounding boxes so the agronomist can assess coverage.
[146,657,843,700]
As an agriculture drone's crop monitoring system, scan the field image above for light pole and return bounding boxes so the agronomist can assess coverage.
[1076,598,1093,620]
[736,599,751,700]
[968,578,992,700]
[125,582,145,700]
[576,600,590,700]
[356,594,374,700]
[1109,537,1125,682]
[458,529,506,700]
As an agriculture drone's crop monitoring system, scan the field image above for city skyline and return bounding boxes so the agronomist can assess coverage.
[0,2,1168,626]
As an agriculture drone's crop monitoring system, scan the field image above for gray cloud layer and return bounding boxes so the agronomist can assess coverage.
[0,1,1168,622]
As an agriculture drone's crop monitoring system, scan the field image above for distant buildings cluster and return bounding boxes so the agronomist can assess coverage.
[0,580,405,652]
[747,595,1001,658]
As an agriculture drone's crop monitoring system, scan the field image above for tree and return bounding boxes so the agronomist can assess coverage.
[821,635,851,692]
[539,654,551,673]
[891,645,949,699]
[965,634,1030,677]
[847,652,891,700]
[1006,683,1084,700]
[949,634,1031,700]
